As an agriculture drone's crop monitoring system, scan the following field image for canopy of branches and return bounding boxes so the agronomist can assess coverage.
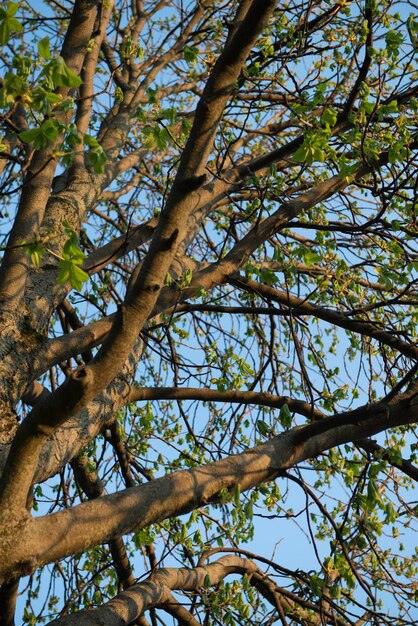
[0,0,418,625]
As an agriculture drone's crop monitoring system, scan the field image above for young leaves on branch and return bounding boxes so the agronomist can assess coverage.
[57,222,89,291]
[0,2,22,46]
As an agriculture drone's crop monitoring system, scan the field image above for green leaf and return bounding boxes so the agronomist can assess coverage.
[407,15,418,50]
[84,135,107,173]
[43,91,62,104]
[294,138,326,165]
[19,128,41,144]
[84,134,100,148]
[62,224,86,258]
[279,403,292,428]
[43,119,60,141]
[58,225,89,289]
[24,242,45,268]
[133,529,155,547]
[146,87,157,104]
[5,2,19,16]
[233,483,241,507]
[183,46,199,66]
[38,36,51,59]
[294,128,330,165]
[304,251,321,266]
[180,268,193,289]
[244,500,253,519]
[294,146,308,162]
[43,56,83,88]
[366,478,383,510]
[162,107,177,123]
[256,419,270,436]
[58,259,89,291]
[19,120,60,149]
[142,126,157,150]
[385,29,404,59]
[385,502,397,524]
[63,235,85,262]
[87,147,107,173]
[236,357,254,377]
[0,3,23,45]
[321,107,338,128]
[181,117,191,136]
[141,125,169,151]
[259,267,278,285]
[309,574,325,597]
[329,584,341,599]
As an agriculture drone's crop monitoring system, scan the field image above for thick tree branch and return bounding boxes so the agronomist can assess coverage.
[0,339,142,488]
[1,1,417,622]
[38,147,411,373]
[0,0,280,518]
[2,386,418,581]
[0,0,98,310]
[48,555,259,626]
[23,0,278,404]
[128,386,323,420]
[48,553,361,626]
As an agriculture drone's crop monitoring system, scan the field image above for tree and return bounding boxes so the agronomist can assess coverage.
[0,0,418,623]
